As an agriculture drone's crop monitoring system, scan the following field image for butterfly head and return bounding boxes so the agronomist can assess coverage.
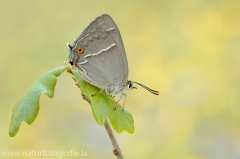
[126,81,137,90]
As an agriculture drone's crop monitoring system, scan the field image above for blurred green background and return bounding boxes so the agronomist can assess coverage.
[1,0,240,158]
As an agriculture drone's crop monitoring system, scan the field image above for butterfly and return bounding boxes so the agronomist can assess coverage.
[67,14,159,110]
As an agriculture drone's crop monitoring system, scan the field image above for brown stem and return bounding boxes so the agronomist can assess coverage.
[104,119,124,159]
[67,68,124,159]
[82,94,124,159]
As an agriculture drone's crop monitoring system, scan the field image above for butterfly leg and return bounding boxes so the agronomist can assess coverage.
[114,94,123,110]
[91,89,105,97]
[122,93,126,111]
[71,77,80,88]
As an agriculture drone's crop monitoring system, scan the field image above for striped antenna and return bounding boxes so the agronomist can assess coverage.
[131,81,159,95]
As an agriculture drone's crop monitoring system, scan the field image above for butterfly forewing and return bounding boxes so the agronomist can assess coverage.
[93,14,128,83]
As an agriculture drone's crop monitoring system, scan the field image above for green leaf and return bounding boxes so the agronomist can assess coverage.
[71,69,135,134]
[9,66,68,137]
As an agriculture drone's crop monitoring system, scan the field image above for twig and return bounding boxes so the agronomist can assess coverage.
[68,69,124,159]
[104,119,124,159]
[81,94,124,159]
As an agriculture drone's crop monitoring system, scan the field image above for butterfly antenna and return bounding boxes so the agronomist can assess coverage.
[131,81,159,95]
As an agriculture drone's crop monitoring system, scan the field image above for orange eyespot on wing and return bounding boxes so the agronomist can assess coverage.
[77,48,84,54]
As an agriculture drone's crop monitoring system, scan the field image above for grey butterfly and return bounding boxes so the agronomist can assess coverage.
[67,14,159,110]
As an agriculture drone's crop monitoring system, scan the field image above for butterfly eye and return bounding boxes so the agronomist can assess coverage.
[128,81,132,88]
[77,48,84,54]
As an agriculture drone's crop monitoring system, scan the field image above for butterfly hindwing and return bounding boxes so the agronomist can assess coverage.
[69,14,128,89]
[69,27,125,89]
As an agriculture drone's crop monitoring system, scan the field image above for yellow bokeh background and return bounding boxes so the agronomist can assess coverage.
[1,0,240,158]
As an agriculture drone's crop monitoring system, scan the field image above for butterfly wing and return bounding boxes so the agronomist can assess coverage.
[68,15,128,89]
